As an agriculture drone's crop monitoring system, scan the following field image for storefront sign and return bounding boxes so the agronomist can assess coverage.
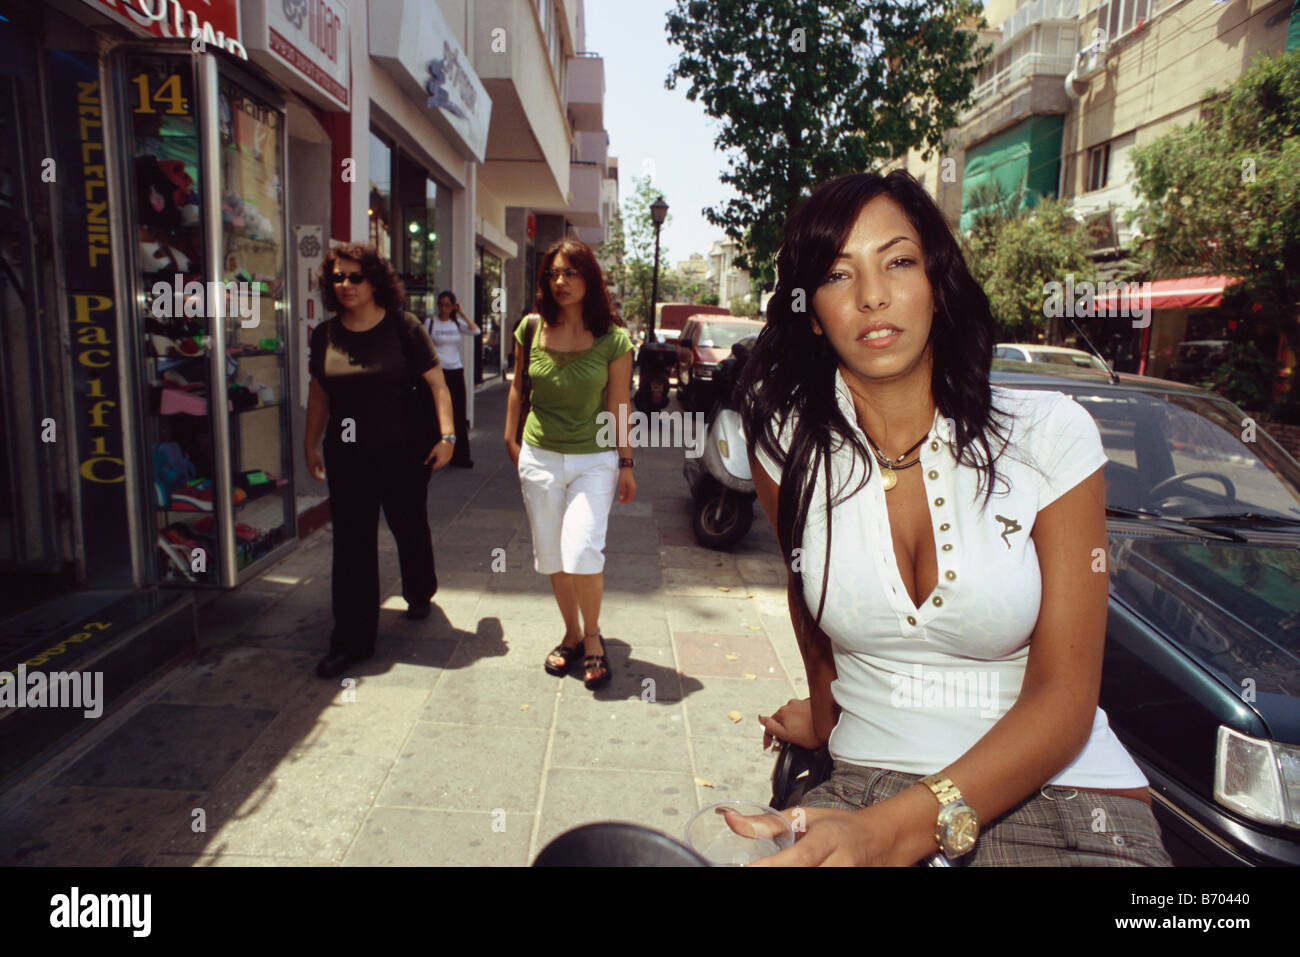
[85,0,247,59]
[295,225,325,409]
[46,49,133,589]
[241,0,350,110]
[368,0,492,162]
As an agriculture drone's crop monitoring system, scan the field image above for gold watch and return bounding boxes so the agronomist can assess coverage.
[920,773,979,858]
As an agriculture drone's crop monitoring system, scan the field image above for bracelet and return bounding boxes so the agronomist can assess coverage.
[618,457,635,469]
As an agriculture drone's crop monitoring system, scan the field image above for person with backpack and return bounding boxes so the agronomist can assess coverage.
[423,290,479,468]
[305,243,455,680]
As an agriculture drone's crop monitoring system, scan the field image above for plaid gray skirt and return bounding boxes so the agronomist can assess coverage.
[800,761,1173,866]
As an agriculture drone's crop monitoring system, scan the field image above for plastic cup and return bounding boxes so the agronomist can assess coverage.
[684,801,796,866]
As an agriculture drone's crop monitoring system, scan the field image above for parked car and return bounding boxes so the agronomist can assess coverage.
[1167,339,1232,384]
[676,316,764,409]
[994,343,1112,375]
[991,358,1300,866]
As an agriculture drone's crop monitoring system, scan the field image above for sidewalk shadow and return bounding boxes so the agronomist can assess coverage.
[347,605,508,678]
[548,636,704,704]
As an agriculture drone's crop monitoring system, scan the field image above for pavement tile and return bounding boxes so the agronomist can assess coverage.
[52,702,278,791]
[683,676,795,740]
[151,852,334,866]
[657,545,739,572]
[534,767,700,854]
[690,735,781,808]
[662,566,748,596]
[250,679,429,762]
[656,526,698,546]
[377,721,547,813]
[156,646,316,710]
[552,692,690,772]
[344,807,531,866]
[0,786,206,866]
[673,631,787,680]
[420,664,559,729]
[449,508,527,530]
[665,593,766,633]
[161,749,392,861]
[736,555,789,586]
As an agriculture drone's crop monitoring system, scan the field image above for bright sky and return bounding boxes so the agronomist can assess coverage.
[585,1,734,265]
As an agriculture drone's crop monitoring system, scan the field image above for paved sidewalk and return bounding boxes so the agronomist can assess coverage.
[0,381,806,866]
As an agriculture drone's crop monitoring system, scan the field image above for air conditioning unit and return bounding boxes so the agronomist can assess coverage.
[1074,43,1106,79]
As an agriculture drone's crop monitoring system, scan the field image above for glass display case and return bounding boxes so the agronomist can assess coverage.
[119,49,295,587]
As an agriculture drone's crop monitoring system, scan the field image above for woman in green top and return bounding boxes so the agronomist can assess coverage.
[506,240,636,689]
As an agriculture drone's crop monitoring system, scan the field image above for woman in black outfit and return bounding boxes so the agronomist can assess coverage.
[423,290,479,467]
[305,243,455,679]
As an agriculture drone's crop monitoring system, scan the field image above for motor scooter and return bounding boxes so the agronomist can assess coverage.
[682,337,757,550]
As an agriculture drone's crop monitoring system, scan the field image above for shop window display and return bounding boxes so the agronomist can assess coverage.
[126,54,293,585]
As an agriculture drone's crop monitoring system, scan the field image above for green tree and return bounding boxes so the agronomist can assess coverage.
[621,174,672,325]
[666,0,989,287]
[960,191,1093,342]
[1127,49,1300,415]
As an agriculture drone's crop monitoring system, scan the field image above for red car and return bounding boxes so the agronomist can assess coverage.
[675,316,764,409]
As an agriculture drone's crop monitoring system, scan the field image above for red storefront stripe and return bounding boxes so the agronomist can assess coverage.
[269,27,348,107]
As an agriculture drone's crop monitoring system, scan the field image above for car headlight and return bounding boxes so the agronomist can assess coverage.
[695,364,715,380]
[1214,726,1300,829]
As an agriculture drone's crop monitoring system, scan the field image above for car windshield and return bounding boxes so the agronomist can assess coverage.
[1036,351,1108,372]
[1060,389,1300,520]
[696,323,756,349]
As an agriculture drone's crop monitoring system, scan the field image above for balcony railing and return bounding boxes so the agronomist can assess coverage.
[1002,0,1080,45]
[970,51,1077,103]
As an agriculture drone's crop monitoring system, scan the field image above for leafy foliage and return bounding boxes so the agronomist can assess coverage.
[619,174,672,324]
[960,187,1093,341]
[1128,49,1300,414]
[666,0,989,286]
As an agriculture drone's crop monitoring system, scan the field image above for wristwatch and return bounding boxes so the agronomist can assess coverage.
[618,457,634,469]
[440,434,456,445]
[919,773,979,858]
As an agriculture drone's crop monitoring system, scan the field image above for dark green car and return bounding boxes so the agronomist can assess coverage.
[993,360,1300,866]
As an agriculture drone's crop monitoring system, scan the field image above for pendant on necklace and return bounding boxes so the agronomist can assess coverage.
[880,465,898,491]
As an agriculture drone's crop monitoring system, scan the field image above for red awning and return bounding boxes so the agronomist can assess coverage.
[1096,275,1236,311]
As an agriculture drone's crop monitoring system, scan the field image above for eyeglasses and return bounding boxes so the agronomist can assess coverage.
[545,268,581,281]
[330,271,367,285]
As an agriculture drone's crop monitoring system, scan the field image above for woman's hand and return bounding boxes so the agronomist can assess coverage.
[305,447,325,481]
[745,806,909,867]
[506,438,521,468]
[425,440,454,469]
[616,466,636,504]
[758,697,822,750]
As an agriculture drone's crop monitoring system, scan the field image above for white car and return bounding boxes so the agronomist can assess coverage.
[994,343,1112,374]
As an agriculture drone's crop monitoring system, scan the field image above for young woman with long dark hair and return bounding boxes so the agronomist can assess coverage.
[742,171,1171,866]
[305,243,455,679]
[505,239,635,690]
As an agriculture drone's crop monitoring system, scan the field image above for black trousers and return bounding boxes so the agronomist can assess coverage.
[443,366,471,465]
[323,439,436,657]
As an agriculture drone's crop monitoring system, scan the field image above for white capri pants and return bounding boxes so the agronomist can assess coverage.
[517,442,619,574]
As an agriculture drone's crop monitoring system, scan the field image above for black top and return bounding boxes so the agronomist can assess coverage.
[309,310,439,450]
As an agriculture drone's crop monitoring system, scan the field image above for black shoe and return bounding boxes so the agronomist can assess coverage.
[316,650,371,679]
[404,601,431,620]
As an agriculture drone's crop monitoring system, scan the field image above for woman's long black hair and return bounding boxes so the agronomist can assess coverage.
[739,170,1008,626]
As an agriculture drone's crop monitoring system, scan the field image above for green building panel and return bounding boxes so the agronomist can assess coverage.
[960,114,1065,231]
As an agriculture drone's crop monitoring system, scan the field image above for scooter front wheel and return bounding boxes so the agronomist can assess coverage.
[691,489,754,550]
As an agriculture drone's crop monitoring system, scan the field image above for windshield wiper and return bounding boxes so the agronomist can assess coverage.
[1180,512,1300,528]
[1105,506,1246,542]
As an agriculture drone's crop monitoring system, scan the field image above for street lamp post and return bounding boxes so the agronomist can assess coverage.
[649,195,668,337]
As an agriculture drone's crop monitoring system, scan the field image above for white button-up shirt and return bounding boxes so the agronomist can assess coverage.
[755,368,1147,788]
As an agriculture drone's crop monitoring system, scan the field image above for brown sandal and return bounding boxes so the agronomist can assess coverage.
[583,633,611,690]
[544,638,583,676]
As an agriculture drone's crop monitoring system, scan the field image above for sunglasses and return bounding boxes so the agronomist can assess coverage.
[545,268,581,281]
[330,271,367,285]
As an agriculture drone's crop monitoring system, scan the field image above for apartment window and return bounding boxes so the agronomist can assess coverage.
[1095,0,1152,45]
[1087,143,1110,191]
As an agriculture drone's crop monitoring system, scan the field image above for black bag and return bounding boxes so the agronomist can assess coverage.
[515,314,539,445]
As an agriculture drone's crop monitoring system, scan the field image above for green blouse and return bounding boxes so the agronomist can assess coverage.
[514,318,634,454]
